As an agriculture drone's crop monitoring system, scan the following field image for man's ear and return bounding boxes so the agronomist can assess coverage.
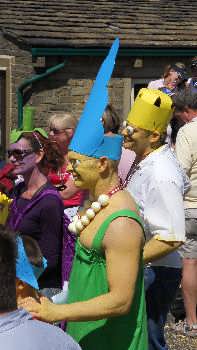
[98,157,109,173]
[149,130,161,145]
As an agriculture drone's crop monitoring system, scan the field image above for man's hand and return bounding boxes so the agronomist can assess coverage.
[19,296,61,323]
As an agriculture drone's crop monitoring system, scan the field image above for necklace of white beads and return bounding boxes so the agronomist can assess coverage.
[68,184,122,235]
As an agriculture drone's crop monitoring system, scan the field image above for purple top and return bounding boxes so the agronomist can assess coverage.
[8,183,64,289]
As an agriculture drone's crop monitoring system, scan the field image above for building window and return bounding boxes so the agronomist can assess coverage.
[131,78,154,104]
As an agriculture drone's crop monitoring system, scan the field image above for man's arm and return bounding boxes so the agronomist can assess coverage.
[143,181,185,263]
[143,238,182,264]
[20,217,144,323]
[175,128,192,174]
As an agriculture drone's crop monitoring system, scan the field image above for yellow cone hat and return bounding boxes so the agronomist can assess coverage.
[127,88,173,133]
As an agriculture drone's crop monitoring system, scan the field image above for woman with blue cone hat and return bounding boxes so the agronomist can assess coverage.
[20,39,148,350]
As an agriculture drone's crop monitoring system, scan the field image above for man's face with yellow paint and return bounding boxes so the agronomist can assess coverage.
[67,151,99,190]
[121,121,152,158]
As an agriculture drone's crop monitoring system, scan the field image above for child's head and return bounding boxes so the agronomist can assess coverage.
[16,235,47,303]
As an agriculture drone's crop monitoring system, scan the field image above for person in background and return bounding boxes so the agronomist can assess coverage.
[102,104,136,183]
[169,95,186,147]
[0,163,15,195]
[16,235,47,305]
[7,131,64,297]
[186,56,197,94]
[48,113,85,221]
[0,226,81,350]
[122,88,189,350]
[174,91,197,337]
[148,62,187,96]
[48,113,86,291]
[148,64,187,148]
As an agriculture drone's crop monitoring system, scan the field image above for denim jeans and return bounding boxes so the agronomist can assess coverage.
[145,266,182,350]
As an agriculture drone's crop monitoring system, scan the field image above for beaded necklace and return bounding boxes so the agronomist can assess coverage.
[122,151,153,188]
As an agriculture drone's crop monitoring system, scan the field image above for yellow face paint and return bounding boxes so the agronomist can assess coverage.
[121,123,152,157]
[68,151,98,190]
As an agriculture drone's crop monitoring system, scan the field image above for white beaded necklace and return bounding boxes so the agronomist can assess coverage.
[68,183,122,235]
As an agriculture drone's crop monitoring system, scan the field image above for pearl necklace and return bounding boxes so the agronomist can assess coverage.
[68,183,122,235]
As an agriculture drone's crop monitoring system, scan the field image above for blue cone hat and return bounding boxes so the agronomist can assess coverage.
[69,38,123,160]
[16,237,47,290]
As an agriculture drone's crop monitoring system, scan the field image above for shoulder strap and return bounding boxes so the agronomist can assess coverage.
[92,209,144,251]
[21,189,61,214]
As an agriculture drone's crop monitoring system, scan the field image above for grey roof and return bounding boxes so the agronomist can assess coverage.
[0,0,197,48]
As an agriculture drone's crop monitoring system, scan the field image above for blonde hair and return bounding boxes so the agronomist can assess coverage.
[48,113,77,130]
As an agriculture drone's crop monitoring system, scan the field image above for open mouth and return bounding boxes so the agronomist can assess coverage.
[123,138,135,149]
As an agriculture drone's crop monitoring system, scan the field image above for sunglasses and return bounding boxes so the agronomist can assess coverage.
[49,127,72,135]
[122,121,134,135]
[7,149,34,161]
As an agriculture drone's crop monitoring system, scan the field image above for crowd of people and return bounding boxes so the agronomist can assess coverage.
[0,39,197,350]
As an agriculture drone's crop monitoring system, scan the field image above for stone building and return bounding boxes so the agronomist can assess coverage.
[0,0,197,157]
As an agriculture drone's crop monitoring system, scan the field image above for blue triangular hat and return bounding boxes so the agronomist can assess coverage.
[69,38,123,160]
[16,237,47,290]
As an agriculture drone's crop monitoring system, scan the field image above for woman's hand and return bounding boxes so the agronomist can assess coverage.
[19,296,62,323]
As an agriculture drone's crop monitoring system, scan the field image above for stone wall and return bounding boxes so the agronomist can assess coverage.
[0,33,191,138]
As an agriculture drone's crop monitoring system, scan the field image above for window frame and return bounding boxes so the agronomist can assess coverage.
[0,56,15,159]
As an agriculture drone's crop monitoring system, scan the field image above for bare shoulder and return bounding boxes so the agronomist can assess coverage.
[103,190,144,250]
[103,214,144,251]
[109,189,138,212]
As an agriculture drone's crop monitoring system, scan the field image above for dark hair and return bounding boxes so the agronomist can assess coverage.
[170,116,185,145]
[173,90,197,111]
[20,131,64,172]
[21,235,43,268]
[0,226,17,312]
[102,104,121,134]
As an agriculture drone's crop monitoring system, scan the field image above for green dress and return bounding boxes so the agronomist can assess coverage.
[67,209,148,350]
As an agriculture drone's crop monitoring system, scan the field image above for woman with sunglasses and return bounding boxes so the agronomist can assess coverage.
[7,131,65,298]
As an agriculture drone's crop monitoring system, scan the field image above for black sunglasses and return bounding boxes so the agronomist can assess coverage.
[49,127,73,135]
[7,149,34,161]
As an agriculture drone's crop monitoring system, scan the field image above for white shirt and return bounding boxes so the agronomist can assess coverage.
[176,118,197,209]
[127,145,190,268]
[147,78,164,90]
